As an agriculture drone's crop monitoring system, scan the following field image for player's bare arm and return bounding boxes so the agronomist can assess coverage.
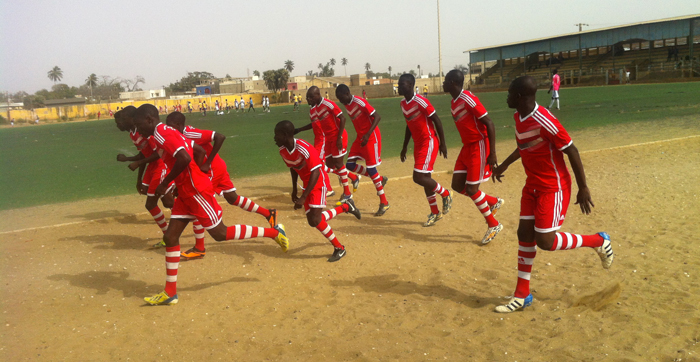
[128,152,160,171]
[117,152,144,162]
[429,113,448,158]
[361,113,382,147]
[479,114,498,169]
[289,169,302,209]
[294,123,313,135]
[336,113,347,150]
[295,167,320,209]
[136,163,147,195]
[155,150,190,197]
[492,148,521,183]
[201,132,226,173]
[562,143,594,214]
[400,126,412,162]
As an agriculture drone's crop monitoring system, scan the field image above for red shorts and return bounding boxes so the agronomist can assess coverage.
[413,136,438,173]
[143,162,174,196]
[210,165,236,195]
[303,183,328,213]
[171,192,223,230]
[454,139,491,184]
[323,130,348,159]
[348,130,382,167]
[520,186,571,233]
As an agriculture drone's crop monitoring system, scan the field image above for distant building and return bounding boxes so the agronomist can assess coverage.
[119,89,166,100]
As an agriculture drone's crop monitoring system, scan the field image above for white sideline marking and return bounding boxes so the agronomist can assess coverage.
[1,135,698,235]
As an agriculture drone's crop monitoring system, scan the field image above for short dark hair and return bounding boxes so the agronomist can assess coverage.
[275,120,295,135]
[446,69,464,86]
[135,104,158,119]
[166,111,186,125]
[335,84,350,96]
[399,73,415,86]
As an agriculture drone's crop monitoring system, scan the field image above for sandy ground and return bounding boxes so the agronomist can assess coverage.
[1,118,699,362]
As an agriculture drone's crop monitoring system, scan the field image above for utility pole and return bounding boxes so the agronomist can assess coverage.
[437,0,444,87]
[575,23,589,32]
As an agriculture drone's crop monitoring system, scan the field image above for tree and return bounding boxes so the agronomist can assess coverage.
[307,70,314,77]
[317,63,324,71]
[122,75,145,92]
[364,62,371,72]
[253,70,260,77]
[341,57,348,76]
[317,63,334,77]
[454,64,469,74]
[262,68,290,100]
[388,66,392,76]
[168,71,215,93]
[47,66,63,84]
[85,73,98,98]
[284,60,295,73]
[330,58,336,67]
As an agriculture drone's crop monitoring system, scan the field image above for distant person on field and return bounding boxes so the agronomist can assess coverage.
[248,97,255,112]
[234,99,239,112]
[625,69,631,84]
[423,84,429,98]
[492,75,613,313]
[11,118,15,127]
[97,111,101,120]
[547,69,560,110]
[362,89,367,99]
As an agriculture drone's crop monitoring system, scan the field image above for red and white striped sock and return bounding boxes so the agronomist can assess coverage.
[427,194,439,215]
[233,195,271,218]
[322,204,349,222]
[433,183,450,198]
[549,232,604,250]
[225,225,278,240]
[148,206,168,233]
[338,167,353,195]
[316,220,343,249]
[346,170,358,183]
[193,220,205,250]
[470,190,499,228]
[348,164,369,176]
[370,172,388,204]
[324,165,338,175]
[164,245,180,296]
[515,241,537,298]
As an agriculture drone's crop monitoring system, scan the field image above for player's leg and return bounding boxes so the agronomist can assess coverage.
[346,159,369,177]
[220,183,277,227]
[180,219,207,259]
[367,166,389,216]
[555,92,560,110]
[413,140,451,224]
[330,156,354,199]
[412,170,442,226]
[145,195,168,233]
[144,217,189,305]
[548,93,556,109]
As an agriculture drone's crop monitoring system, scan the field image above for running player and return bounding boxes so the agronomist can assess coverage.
[443,69,504,244]
[114,106,175,235]
[275,120,361,262]
[165,111,278,259]
[397,73,452,227]
[293,94,299,111]
[492,76,613,313]
[295,86,358,200]
[248,98,255,112]
[335,84,390,216]
[134,104,289,305]
[548,69,561,110]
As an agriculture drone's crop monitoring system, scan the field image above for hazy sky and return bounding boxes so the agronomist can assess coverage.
[1,0,698,94]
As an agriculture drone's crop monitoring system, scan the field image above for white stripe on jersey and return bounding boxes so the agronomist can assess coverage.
[352,96,366,107]
[459,92,477,108]
[415,97,429,109]
[153,128,166,145]
[532,112,559,135]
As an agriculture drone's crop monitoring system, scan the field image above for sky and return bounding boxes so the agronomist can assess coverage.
[0,0,698,94]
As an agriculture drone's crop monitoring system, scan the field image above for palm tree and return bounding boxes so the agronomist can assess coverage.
[330,58,336,67]
[364,62,371,72]
[388,66,392,77]
[48,66,63,84]
[85,73,98,99]
[341,58,348,76]
[284,60,294,73]
[318,63,324,71]
[253,70,260,77]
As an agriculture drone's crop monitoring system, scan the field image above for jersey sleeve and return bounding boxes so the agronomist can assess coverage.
[469,96,488,119]
[159,128,187,157]
[421,98,436,117]
[329,101,343,117]
[364,100,376,117]
[539,116,573,151]
[303,144,323,172]
[184,127,215,146]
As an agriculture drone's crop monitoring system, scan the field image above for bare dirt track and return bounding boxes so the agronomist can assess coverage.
[1,117,699,362]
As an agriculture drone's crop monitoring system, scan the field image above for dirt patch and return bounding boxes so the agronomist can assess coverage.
[1,118,700,361]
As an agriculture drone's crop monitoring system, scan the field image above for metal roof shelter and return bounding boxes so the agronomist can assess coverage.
[464,14,699,77]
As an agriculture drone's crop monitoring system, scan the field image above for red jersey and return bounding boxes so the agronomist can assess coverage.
[182,125,226,172]
[129,129,156,158]
[151,123,213,198]
[279,138,330,190]
[400,94,437,144]
[451,90,488,144]
[552,74,561,91]
[309,98,343,139]
[344,95,377,137]
[514,104,573,192]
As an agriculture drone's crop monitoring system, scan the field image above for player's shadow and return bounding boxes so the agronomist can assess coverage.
[333,217,476,244]
[330,274,498,309]
[47,271,258,298]
[59,234,163,252]
[214,241,330,264]
[237,185,291,194]
[66,210,153,226]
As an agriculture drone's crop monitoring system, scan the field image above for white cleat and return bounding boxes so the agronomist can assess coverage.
[481,223,503,245]
[494,294,533,313]
[490,198,505,216]
[596,232,614,269]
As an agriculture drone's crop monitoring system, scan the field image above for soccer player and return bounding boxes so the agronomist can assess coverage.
[398,73,452,227]
[548,69,561,110]
[234,99,239,112]
[443,69,504,244]
[248,97,255,112]
[295,86,358,200]
[165,111,278,259]
[293,94,299,111]
[134,104,289,305]
[423,84,429,98]
[275,120,361,262]
[492,76,613,313]
[335,84,390,216]
[114,106,175,235]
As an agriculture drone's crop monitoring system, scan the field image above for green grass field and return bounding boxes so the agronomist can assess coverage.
[1,82,699,211]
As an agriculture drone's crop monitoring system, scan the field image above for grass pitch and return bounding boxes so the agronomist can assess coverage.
[1,82,698,210]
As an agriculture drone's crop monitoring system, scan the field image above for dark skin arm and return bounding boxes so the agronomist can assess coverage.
[478,115,498,169]
[491,148,521,183]
[294,123,313,135]
[562,144,594,214]
[136,163,146,195]
[192,143,207,167]
[429,113,448,158]
[128,152,160,171]
[293,167,320,210]
[155,149,190,197]
[117,152,144,162]
[361,113,382,147]
[400,126,412,162]
[336,113,347,151]
[200,132,225,174]
[290,169,300,208]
